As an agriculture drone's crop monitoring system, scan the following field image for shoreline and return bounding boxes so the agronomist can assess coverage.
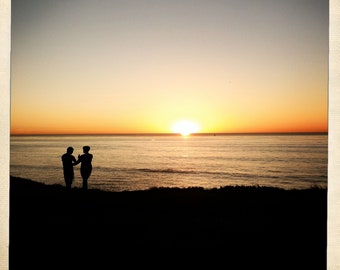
[9,176,327,268]
[9,173,328,193]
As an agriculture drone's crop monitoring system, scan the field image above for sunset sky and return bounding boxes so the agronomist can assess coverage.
[10,0,328,135]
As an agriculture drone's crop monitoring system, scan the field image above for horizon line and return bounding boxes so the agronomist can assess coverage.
[10,131,329,136]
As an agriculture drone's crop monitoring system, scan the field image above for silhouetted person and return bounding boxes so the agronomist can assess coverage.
[61,146,77,189]
[75,146,93,190]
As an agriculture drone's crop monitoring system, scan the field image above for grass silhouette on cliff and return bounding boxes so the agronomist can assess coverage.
[9,176,327,269]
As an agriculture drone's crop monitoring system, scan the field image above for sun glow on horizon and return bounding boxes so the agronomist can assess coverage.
[171,120,201,136]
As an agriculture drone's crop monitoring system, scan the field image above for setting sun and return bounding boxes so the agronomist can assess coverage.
[171,120,201,136]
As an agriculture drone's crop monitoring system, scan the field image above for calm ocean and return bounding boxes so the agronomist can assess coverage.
[10,134,328,191]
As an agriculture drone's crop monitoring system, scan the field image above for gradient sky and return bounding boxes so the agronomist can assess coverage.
[10,0,329,134]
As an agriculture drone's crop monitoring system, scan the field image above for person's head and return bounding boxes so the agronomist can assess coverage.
[67,146,74,154]
[83,146,90,153]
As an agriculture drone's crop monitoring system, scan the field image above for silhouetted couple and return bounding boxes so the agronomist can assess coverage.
[61,146,93,190]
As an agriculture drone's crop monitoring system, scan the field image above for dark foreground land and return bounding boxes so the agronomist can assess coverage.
[10,176,327,269]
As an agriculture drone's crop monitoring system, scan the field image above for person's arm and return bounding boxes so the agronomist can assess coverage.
[73,155,81,166]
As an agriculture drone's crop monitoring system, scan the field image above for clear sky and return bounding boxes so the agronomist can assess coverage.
[10,0,329,135]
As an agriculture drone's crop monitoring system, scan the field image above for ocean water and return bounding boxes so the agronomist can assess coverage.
[10,134,328,191]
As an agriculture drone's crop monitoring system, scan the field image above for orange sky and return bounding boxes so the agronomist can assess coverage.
[10,0,328,135]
